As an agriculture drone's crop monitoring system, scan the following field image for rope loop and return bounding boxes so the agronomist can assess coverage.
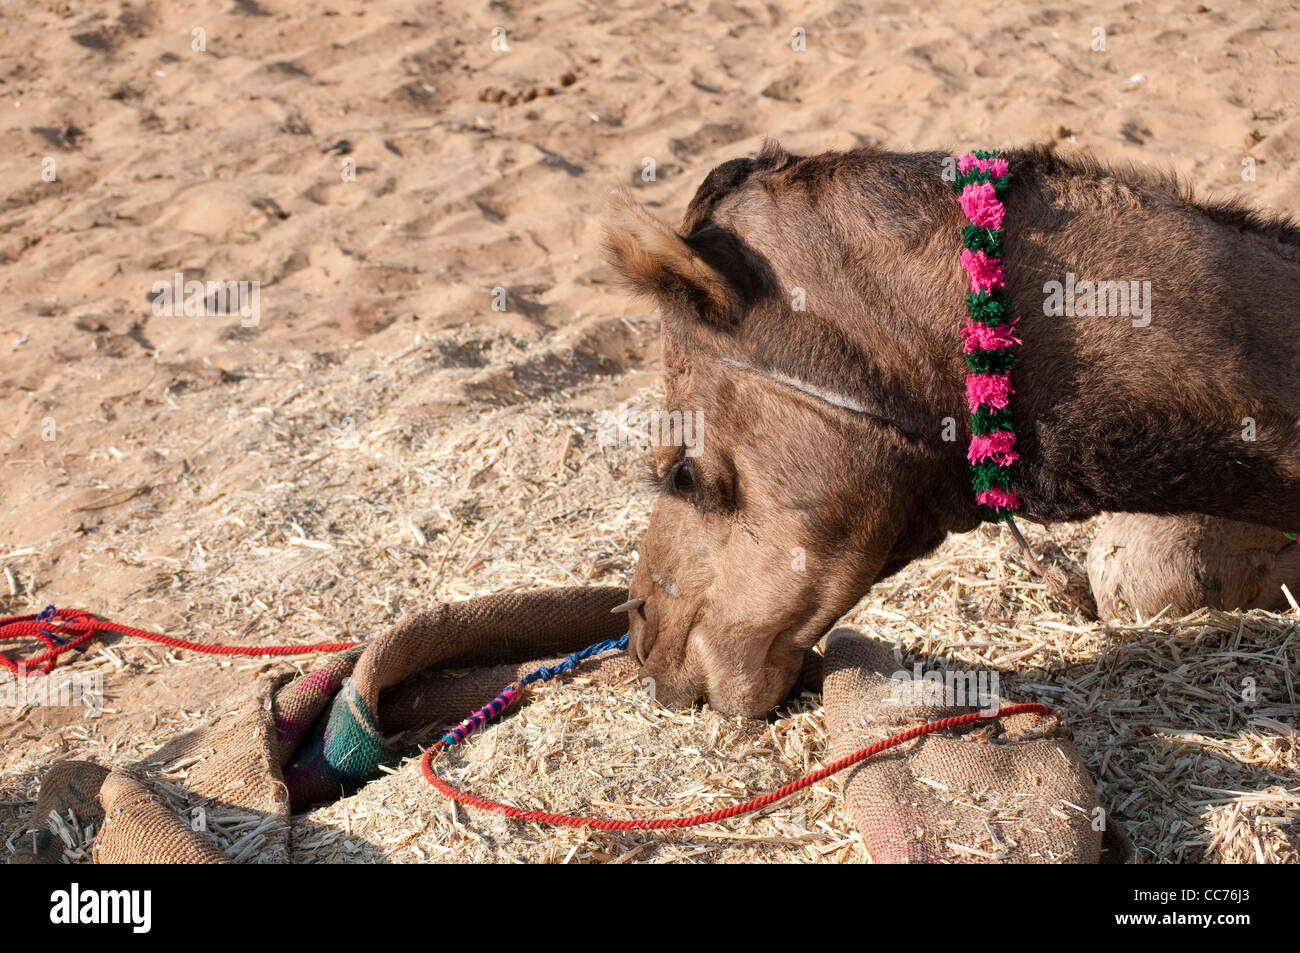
[0,607,359,676]
[1,608,1065,835]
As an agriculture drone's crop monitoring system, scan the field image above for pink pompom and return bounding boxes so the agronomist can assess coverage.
[961,317,1020,353]
[960,182,1005,229]
[975,487,1021,511]
[966,372,1013,412]
[968,430,1019,466]
[959,249,1005,293]
[956,154,1010,180]
[982,157,1009,179]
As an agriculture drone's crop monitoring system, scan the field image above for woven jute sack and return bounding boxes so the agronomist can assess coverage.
[280,586,631,807]
[822,624,1125,864]
[9,760,232,864]
[13,586,631,864]
[10,761,110,864]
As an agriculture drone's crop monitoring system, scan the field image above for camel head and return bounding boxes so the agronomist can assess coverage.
[604,143,979,715]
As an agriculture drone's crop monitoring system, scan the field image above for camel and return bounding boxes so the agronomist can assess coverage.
[604,142,1300,716]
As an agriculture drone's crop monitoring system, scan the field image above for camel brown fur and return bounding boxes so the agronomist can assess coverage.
[1088,513,1300,621]
[605,142,1300,716]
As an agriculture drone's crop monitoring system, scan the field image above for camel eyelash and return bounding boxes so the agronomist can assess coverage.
[641,458,692,498]
[637,453,734,517]
[638,458,667,492]
[640,456,699,499]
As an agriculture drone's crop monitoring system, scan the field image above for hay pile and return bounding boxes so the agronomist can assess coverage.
[850,520,1299,864]
[294,671,856,864]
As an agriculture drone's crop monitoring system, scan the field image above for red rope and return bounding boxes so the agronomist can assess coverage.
[0,607,359,676]
[421,701,1053,830]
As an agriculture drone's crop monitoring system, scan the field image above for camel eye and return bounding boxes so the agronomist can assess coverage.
[668,460,697,496]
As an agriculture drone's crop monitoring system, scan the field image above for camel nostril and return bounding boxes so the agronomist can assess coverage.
[629,606,652,665]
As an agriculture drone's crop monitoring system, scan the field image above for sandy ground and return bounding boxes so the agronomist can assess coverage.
[1,0,1298,863]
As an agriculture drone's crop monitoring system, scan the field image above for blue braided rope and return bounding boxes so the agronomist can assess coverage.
[438,632,628,748]
[519,633,629,687]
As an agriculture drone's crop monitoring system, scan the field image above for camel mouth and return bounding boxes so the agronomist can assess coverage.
[701,661,802,717]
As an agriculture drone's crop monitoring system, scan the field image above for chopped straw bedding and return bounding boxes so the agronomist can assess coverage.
[2,324,1297,864]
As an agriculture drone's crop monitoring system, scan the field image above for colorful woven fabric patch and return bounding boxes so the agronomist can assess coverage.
[283,676,397,807]
[952,150,1021,521]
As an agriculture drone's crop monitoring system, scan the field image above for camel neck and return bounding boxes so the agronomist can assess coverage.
[1010,254,1300,530]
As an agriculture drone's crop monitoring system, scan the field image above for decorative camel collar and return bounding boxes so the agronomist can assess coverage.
[952,150,1021,523]
[951,152,1080,595]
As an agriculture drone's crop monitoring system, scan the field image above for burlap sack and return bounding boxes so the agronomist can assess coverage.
[9,760,109,864]
[14,586,631,863]
[93,770,231,864]
[10,761,232,864]
[282,586,630,807]
[378,651,639,744]
[822,624,1115,863]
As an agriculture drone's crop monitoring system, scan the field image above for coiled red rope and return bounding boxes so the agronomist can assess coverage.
[422,701,1053,830]
[0,606,359,676]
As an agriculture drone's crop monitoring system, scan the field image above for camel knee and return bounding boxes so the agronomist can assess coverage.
[1088,513,1298,620]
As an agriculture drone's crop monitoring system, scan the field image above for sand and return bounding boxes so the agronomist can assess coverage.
[1,0,1298,863]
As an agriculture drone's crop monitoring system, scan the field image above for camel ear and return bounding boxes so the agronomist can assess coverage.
[603,191,739,327]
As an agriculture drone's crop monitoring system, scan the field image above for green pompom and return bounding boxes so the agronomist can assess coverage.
[962,225,1003,256]
[964,349,1017,374]
[954,170,1011,192]
[966,292,1010,325]
[970,407,1015,435]
[970,460,1012,494]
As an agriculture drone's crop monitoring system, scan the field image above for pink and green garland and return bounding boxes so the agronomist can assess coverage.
[952,150,1021,521]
